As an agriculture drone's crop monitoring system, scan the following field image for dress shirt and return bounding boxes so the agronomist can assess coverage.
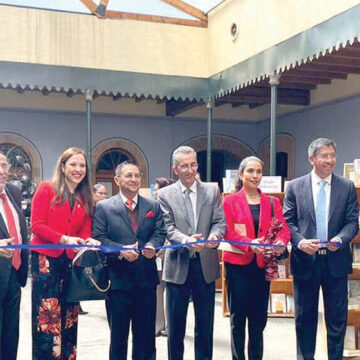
[120,192,138,210]
[0,190,22,243]
[180,181,197,230]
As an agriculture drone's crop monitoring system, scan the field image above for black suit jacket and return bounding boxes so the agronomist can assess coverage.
[92,193,166,290]
[283,173,359,279]
[0,183,28,292]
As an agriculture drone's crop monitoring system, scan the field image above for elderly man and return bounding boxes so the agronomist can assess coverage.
[158,146,226,360]
[93,160,166,360]
[283,138,359,360]
[0,152,28,360]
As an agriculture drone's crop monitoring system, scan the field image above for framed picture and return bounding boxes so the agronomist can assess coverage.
[344,163,355,182]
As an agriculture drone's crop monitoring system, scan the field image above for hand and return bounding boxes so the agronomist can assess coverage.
[142,244,156,259]
[120,242,139,262]
[186,234,204,251]
[205,233,219,248]
[326,237,341,252]
[84,238,101,246]
[250,237,265,254]
[62,236,85,252]
[0,237,14,258]
[299,239,320,254]
[272,240,286,255]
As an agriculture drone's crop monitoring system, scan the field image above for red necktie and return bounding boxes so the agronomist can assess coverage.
[0,193,21,269]
[125,199,137,232]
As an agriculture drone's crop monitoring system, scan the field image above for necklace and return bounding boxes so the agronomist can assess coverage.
[245,193,259,200]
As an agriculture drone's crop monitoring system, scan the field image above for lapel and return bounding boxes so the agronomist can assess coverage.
[5,187,26,239]
[258,191,267,237]
[238,189,255,237]
[328,173,339,223]
[113,193,134,234]
[136,195,148,230]
[195,181,204,229]
[175,180,192,229]
[303,174,316,225]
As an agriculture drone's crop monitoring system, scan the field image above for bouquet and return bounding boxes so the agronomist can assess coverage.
[262,217,283,281]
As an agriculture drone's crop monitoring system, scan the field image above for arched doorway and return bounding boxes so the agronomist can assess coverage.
[92,138,148,196]
[182,135,254,191]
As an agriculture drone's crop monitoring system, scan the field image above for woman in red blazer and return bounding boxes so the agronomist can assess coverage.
[223,156,290,360]
[31,147,99,360]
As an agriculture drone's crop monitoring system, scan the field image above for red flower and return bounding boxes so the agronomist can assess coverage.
[65,305,79,329]
[37,298,61,335]
[39,254,50,274]
[68,346,77,360]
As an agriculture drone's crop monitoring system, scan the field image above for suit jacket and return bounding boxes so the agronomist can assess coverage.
[158,180,226,285]
[223,188,290,267]
[31,181,92,259]
[92,193,166,290]
[0,183,28,292]
[283,172,359,279]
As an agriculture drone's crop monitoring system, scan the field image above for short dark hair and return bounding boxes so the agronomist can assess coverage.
[155,177,175,189]
[115,160,139,176]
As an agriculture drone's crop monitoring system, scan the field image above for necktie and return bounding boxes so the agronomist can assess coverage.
[184,188,195,234]
[0,193,21,269]
[125,199,137,232]
[315,180,327,244]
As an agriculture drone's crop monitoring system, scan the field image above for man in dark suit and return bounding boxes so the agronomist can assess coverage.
[0,152,28,360]
[158,146,226,360]
[93,161,166,360]
[283,138,359,360]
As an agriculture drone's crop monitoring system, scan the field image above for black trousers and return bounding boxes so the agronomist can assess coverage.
[0,267,21,360]
[166,256,215,360]
[225,260,270,360]
[107,285,157,360]
[293,255,347,360]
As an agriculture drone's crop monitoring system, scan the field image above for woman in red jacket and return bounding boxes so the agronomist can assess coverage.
[31,147,99,360]
[223,156,290,360]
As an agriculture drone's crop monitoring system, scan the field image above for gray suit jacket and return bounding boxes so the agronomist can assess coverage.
[283,172,359,279]
[158,180,226,284]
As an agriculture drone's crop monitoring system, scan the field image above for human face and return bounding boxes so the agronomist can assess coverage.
[114,164,141,198]
[0,154,9,192]
[309,145,336,179]
[239,160,263,192]
[173,153,198,188]
[93,185,108,203]
[62,153,86,192]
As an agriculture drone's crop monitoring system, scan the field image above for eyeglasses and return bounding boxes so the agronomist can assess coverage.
[316,153,337,160]
[177,163,198,171]
[123,173,141,180]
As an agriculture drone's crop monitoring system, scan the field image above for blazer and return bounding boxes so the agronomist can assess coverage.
[31,181,92,259]
[0,183,28,290]
[92,193,166,290]
[223,188,290,267]
[158,180,226,285]
[283,172,359,279]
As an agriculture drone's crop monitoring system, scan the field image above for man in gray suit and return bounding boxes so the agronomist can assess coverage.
[158,146,226,360]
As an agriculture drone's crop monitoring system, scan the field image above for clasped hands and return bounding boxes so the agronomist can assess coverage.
[60,235,101,251]
[250,237,286,255]
[186,233,219,251]
[299,238,340,254]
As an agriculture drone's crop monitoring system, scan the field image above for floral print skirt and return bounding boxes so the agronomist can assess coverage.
[32,252,79,360]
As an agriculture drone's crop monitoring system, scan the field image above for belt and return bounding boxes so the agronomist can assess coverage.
[318,248,327,256]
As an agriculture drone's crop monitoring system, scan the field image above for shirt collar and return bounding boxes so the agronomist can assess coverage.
[120,192,138,207]
[180,180,197,194]
[311,170,332,186]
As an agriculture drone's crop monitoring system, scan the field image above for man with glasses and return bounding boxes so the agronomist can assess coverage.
[158,146,226,360]
[283,138,359,360]
[93,160,166,360]
[0,152,28,360]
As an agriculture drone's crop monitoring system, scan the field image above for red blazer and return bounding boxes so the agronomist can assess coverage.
[31,181,92,258]
[222,188,290,267]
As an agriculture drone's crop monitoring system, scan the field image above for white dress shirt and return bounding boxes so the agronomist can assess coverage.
[120,192,138,209]
[0,190,22,243]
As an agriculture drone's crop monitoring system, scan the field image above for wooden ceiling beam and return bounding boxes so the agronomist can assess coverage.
[160,0,207,21]
[105,10,207,27]
[221,94,309,106]
[299,63,360,74]
[285,69,347,80]
[280,75,331,85]
[166,99,202,116]
[315,56,360,66]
